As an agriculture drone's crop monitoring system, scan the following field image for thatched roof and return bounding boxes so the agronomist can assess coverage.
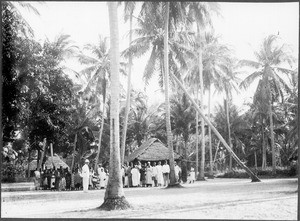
[126,138,181,162]
[29,154,70,171]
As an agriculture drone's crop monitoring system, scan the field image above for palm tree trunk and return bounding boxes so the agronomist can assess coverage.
[195,87,199,180]
[94,91,106,172]
[197,25,205,181]
[163,2,177,186]
[262,123,267,170]
[120,11,133,165]
[100,2,130,210]
[213,140,221,165]
[70,133,78,172]
[267,81,276,175]
[208,84,213,177]
[37,138,46,171]
[170,72,261,182]
[254,150,257,171]
[269,101,276,174]
[224,93,233,171]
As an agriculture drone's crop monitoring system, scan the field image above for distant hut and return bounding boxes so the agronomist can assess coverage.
[126,138,181,164]
[29,154,69,171]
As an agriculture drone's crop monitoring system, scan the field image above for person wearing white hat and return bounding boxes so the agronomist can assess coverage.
[82,159,90,192]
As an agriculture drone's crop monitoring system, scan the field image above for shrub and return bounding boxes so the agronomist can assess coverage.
[215,167,295,179]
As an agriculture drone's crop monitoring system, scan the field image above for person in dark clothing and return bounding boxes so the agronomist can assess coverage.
[127,163,133,188]
[65,168,71,190]
[140,163,146,187]
[54,167,60,191]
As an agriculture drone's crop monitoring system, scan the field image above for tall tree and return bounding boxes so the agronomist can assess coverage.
[187,2,220,180]
[100,2,130,210]
[121,2,136,165]
[123,2,188,186]
[76,36,111,172]
[240,35,295,174]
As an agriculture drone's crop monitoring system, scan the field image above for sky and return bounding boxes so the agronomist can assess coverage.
[15,1,299,113]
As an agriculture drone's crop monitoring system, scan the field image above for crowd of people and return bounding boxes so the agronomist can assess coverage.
[33,160,109,191]
[121,160,183,188]
[33,159,197,192]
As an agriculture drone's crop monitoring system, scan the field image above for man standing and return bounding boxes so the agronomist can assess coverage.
[152,162,158,187]
[174,161,181,183]
[82,159,90,192]
[156,161,163,187]
[162,160,170,187]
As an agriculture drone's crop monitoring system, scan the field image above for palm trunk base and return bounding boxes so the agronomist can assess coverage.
[99,196,131,211]
[196,175,206,181]
[251,176,261,182]
[207,174,215,179]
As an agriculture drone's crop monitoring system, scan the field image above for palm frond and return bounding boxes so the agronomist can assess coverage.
[240,71,262,89]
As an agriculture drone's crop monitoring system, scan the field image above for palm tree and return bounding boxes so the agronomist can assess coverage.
[170,92,196,182]
[76,36,111,172]
[123,2,188,186]
[120,2,136,165]
[202,32,232,176]
[239,35,295,174]
[99,2,130,210]
[170,72,261,182]
[187,2,220,180]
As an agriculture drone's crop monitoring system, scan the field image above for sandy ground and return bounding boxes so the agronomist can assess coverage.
[1,178,298,220]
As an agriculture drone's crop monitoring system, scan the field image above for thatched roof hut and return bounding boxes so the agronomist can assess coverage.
[29,154,70,170]
[126,138,181,163]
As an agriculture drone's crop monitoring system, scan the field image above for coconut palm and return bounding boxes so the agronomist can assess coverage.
[202,31,232,176]
[170,92,196,182]
[100,2,130,210]
[120,2,136,165]
[186,2,220,180]
[239,34,295,174]
[77,36,110,172]
[122,2,189,186]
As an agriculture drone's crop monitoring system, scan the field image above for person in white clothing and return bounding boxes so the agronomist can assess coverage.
[174,161,181,182]
[156,161,163,187]
[98,167,106,189]
[162,160,170,186]
[152,162,158,187]
[81,159,90,192]
[131,165,140,187]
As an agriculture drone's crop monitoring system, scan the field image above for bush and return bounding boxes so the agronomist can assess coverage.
[1,160,27,183]
[215,167,295,179]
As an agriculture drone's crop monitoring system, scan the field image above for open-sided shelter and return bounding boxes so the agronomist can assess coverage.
[126,138,181,164]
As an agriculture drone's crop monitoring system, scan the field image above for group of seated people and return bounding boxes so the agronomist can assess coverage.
[121,160,182,187]
[33,164,109,191]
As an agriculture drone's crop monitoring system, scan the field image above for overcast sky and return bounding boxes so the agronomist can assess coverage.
[16,1,299,112]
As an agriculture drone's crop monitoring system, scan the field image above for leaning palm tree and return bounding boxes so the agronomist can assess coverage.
[100,2,130,210]
[239,34,295,174]
[170,72,261,182]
